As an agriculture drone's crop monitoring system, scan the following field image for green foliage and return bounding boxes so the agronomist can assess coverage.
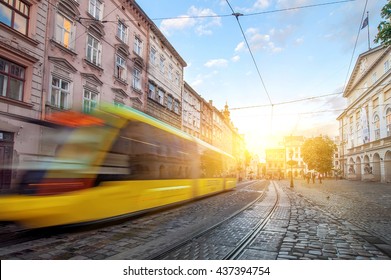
[301,136,336,174]
[374,2,391,45]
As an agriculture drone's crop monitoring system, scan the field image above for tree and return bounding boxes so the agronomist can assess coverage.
[374,2,391,46]
[301,136,336,174]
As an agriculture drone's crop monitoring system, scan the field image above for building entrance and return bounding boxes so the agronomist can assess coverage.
[0,131,14,190]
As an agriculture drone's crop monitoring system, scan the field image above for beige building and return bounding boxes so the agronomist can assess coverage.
[145,18,186,129]
[182,82,201,138]
[265,147,285,179]
[283,135,307,178]
[200,98,213,144]
[0,0,48,190]
[337,45,391,183]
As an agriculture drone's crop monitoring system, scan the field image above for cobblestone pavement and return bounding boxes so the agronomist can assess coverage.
[269,180,390,260]
[0,179,390,260]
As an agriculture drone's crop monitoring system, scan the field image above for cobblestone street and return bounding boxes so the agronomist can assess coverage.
[0,179,390,260]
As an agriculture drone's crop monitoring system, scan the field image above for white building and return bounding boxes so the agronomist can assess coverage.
[337,45,391,183]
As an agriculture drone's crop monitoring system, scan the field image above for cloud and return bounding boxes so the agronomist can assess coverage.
[246,29,284,53]
[253,0,271,10]
[204,59,229,68]
[235,41,246,52]
[160,16,196,35]
[160,6,221,36]
[231,55,240,62]
[235,0,271,13]
[241,25,299,53]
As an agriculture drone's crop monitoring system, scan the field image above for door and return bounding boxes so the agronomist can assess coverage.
[0,131,14,190]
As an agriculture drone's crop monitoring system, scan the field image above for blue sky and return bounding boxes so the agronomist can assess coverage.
[136,0,385,154]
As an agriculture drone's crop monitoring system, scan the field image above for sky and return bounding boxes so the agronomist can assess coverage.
[135,0,386,155]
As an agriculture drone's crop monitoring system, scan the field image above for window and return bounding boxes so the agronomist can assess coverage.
[117,20,127,43]
[132,68,141,90]
[55,13,75,49]
[174,99,180,114]
[0,0,30,35]
[88,0,103,20]
[374,115,380,140]
[159,56,165,73]
[385,60,390,73]
[50,77,70,109]
[148,82,156,99]
[115,54,126,81]
[175,72,180,86]
[83,89,98,113]
[134,36,142,56]
[387,108,391,137]
[157,88,164,104]
[0,57,25,101]
[150,46,156,65]
[86,34,101,66]
[168,65,173,80]
[167,95,173,110]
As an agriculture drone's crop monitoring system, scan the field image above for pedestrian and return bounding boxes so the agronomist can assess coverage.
[306,173,310,184]
[318,173,322,184]
[312,173,315,184]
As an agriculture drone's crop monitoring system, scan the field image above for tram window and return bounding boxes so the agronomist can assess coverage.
[105,120,197,180]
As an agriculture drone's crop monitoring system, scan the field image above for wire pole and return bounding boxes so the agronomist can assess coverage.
[367,12,370,50]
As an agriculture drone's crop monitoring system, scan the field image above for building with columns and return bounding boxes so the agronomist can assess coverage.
[337,45,391,183]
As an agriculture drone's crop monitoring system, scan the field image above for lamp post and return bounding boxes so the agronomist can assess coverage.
[289,150,294,188]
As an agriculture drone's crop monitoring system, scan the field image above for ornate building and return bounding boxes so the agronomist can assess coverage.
[182,82,201,138]
[337,45,391,183]
[0,0,48,190]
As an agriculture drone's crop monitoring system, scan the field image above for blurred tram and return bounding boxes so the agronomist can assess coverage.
[0,104,237,228]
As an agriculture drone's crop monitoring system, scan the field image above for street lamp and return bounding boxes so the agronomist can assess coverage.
[289,150,294,188]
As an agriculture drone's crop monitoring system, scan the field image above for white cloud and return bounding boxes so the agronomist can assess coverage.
[160,6,221,36]
[253,0,271,10]
[204,59,229,68]
[235,41,246,52]
[295,37,304,45]
[160,16,196,36]
[231,55,240,62]
[243,26,294,53]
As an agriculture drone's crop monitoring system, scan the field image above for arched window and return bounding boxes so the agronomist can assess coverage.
[386,108,391,137]
[374,114,380,140]
[54,0,80,50]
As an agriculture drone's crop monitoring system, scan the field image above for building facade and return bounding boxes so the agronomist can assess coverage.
[0,0,246,189]
[200,98,213,144]
[337,45,391,183]
[145,18,186,129]
[0,0,48,190]
[283,135,307,178]
[182,82,201,138]
[265,147,285,179]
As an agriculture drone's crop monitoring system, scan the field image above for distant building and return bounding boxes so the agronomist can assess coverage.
[283,135,307,178]
[265,147,285,179]
[200,98,213,144]
[337,45,391,183]
[182,82,201,138]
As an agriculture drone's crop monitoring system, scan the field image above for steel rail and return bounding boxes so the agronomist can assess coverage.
[223,181,280,259]
[149,180,269,260]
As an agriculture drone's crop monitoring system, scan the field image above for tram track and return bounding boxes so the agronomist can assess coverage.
[150,180,282,260]
[0,180,263,252]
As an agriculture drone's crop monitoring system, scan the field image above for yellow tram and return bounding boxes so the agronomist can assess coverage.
[0,104,237,228]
